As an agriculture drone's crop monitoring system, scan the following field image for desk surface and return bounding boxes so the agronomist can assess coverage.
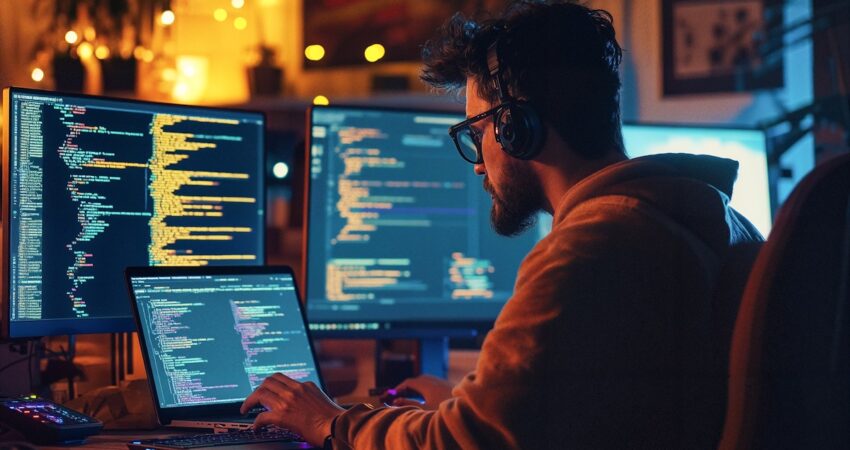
[40,429,210,450]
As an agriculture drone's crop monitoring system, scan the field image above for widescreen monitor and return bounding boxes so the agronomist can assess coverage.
[1,87,265,338]
[304,107,773,337]
[304,106,545,337]
[622,124,772,236]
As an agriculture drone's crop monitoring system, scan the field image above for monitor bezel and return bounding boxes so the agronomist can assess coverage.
[304,104,494,339]
[125,265,324,424]
[2,86,267,339]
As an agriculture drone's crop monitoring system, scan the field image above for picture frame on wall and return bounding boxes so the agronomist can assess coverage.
[662,0,785,96]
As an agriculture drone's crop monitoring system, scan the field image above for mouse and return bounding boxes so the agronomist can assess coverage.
[375,388,425,406]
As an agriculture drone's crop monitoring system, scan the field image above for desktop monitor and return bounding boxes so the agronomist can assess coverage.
[304,105,545,337]
[304,109,773,340]
[622,124,772,236]
[1,87,265,338]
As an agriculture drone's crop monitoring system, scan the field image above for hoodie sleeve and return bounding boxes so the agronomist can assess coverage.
[331,194,725,450]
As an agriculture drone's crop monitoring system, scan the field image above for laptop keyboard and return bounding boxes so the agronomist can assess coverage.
[128,427,303,448]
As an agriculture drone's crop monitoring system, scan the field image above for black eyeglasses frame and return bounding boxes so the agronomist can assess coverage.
[448,102,511,164]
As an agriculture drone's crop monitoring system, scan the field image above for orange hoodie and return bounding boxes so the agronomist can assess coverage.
[332,154,764,449]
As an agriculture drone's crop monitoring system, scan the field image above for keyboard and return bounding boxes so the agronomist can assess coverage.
[126,427,305,449]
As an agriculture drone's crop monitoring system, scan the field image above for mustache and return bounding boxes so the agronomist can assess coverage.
[483,177,494,195]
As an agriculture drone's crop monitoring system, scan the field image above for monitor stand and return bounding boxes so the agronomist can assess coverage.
[419,337,449,378]
[375,337,450,388]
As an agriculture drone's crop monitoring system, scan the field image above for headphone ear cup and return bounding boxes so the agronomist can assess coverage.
[495,102,545,160]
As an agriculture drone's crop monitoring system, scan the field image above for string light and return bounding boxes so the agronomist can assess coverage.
[304,45,325,61]
[214,8,228,22]
[232,0,245,8]
[234,17,247,30]
[364,44,385,63]
[313,95,330,105]
[65,31,78,44]
[95,45,110,60]
[31,68,45,82]
[77,42,94,59]
[161,10,175,26]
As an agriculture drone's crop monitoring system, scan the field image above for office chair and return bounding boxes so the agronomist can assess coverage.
[719,153,850,450]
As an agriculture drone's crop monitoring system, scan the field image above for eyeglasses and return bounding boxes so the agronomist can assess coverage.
[448,103,509,164]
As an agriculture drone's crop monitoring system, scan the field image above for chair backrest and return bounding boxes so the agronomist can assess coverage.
[719,153,850,450]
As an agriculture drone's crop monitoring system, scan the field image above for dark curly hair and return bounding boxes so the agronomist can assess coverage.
[421,1,625,159]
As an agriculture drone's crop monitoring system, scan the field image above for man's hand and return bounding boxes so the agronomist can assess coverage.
[240,373,344,447]
[390,374,455,409]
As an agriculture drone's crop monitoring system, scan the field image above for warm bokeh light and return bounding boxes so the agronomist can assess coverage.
[161,10,175,26]
[31,68,44,82]
[133,46,145,60]
[173,81,190,101]
[304,44,325,61]
[172,56,209,103]
[231,0,245,8]
[313,95,330,105]
[162,68,177,82]
[213,8,228,22]
[95,45,110,60]
[272,162,290,179]
[65,31,78,44]
[143,49,155,63]
[77,42,94,59]
[234,17,247,30]
[84,27,96,41]
[364,44,386,63]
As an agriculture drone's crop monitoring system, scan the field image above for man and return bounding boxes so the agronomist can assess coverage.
[241,2,763,448]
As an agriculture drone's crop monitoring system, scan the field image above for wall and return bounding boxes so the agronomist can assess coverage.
[610,0,814,204]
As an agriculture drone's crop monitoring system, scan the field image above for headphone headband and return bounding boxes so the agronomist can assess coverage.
[482,25,546,161]
[487,37,511,103]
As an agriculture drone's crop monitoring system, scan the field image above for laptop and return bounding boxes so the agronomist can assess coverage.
[126,265,324,438]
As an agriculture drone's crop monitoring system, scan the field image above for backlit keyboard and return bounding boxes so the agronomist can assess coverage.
[127,427,304,449]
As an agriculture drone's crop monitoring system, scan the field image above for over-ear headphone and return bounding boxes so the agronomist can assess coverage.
[486,29,546,160]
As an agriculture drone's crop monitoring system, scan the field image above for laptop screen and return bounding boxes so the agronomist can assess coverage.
[129,271,321,409]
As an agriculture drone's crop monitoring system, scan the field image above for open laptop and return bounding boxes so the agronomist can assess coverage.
[126,265,324,435]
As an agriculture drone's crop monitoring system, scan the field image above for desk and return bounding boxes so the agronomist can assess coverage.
[40,429,206,450]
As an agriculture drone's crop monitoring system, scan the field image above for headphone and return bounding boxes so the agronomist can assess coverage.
[486,28,546,160]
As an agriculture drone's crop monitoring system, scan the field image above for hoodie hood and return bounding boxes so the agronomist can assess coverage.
[553,153,761,252]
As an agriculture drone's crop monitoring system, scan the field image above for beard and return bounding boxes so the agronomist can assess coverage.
[483,160,544,237]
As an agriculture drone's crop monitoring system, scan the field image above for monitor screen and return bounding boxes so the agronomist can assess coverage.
[128,270,320,409]
[304,106,545,336]
[622,124,772,236]
[2,88,265,338]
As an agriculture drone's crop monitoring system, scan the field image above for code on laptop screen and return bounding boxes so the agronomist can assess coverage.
[130,272,320,408]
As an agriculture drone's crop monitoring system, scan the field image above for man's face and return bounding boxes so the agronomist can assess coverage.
[466,78,544,236]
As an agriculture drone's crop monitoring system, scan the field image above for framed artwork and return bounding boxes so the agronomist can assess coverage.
[303,0,510,68]
[662,0,784,96]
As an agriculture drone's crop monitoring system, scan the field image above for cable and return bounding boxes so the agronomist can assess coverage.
[0,354,32,375]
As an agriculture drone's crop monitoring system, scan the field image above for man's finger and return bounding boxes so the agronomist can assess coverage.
[261,376,294,397]
[252,411,279,430]
[392,398,424,408]
[241,389,261,414]
[270,372,299,388]
[241,387,280,414]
